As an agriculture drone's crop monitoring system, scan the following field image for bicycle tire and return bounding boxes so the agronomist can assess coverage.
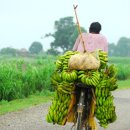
[85,125,92,130]
[76,112,83,130]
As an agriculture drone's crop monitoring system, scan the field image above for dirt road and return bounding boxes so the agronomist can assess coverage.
[0,89,130,130]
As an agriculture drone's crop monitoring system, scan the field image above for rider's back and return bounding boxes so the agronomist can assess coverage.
[72,32,108,52]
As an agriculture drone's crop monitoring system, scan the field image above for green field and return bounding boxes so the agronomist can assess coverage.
[117,79,130,89]
[0,56,55,101]
[0,56,130,115]
[109,57,130,64]
[109,57,130,80]
[0,56,129,101]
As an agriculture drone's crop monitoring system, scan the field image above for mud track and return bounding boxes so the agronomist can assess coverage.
[0,89,130,130]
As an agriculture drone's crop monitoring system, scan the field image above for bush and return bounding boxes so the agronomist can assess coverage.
[0,57,55,101]
[116,64,130,80]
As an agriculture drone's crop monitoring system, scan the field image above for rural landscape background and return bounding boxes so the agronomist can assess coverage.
[0,0,130,130]
[0,16,130,114]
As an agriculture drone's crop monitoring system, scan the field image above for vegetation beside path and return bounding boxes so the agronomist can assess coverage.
[0,80,130,115]
[0,91,54,115]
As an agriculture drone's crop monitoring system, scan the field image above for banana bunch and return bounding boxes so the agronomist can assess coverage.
[88,97,98,130]
[51,74,62,90]
[105,64,117,78]
[96,79,107,88]
[106,77,118,91]
[56,51,79,71]
[95,88,110,97]
[95,105,116,128]
[97,64,118,90]
[57,81,75,94]
[47,50,118,128]
[47,51,79,125]
[46,91,71,125]
[46,91,77,125]
[96,95,114,106]
[51,71,62,84]
[78,70,100,86]
[98,50,108,69]
[55,60,63,70]
[95,86,116,128]
[61,70,77,82]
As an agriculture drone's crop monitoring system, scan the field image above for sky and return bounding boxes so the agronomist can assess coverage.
[0,0,130,51]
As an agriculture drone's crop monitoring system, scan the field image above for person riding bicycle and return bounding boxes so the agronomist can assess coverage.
[72,22,108,53]
[72,22,108,130]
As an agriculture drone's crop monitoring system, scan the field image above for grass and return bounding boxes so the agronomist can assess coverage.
[0,91,54,115]
[0,79,130,115]
[109,57,130,64]
[117,79,130,89]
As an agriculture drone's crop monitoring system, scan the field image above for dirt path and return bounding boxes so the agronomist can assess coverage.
[0,89,130,130]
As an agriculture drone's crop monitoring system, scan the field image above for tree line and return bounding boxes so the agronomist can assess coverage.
[109,37,130,57]
[0,41,43,56]
[0,16,130,57]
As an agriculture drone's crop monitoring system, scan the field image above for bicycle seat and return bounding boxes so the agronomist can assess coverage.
[75,83,89,88]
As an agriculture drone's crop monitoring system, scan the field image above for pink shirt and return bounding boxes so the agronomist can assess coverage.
[72,33,108,52]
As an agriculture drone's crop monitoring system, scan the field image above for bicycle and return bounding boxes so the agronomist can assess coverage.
[71,83,96,130]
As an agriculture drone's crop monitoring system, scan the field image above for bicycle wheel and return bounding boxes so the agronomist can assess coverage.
[76,112,83,130]
[85,124,92,130]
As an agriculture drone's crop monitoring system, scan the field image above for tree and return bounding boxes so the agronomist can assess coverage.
[69,27,86,50]
[29,41,43,54]
[108,43,116,56]
[0,47,17,56]
[116,37,130,56]
[46,48,60,55]
[45,16,86,53]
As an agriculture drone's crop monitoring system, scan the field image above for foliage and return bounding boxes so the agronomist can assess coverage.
[0,47,17,56]
[108,43,116,56]
[117,79,130,89]
[108,37,130,57]
[109,57,130,64]
[115,37,130,56]
[46,48,60,55]
[109,57,130,80]
[29,41,43,54]
[0,57,55,101]
[116,64,130,80]
[45,16,86,54]
[0,56,129,101]
[69,26,86,50]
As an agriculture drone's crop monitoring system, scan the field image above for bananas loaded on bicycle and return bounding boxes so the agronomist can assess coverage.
[46,50,118,130]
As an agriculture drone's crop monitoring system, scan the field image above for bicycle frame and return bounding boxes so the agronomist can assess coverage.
[76,85,93,130]
[77,90,85,113]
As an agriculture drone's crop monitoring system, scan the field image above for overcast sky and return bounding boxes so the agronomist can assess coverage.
[0,0,130,50]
